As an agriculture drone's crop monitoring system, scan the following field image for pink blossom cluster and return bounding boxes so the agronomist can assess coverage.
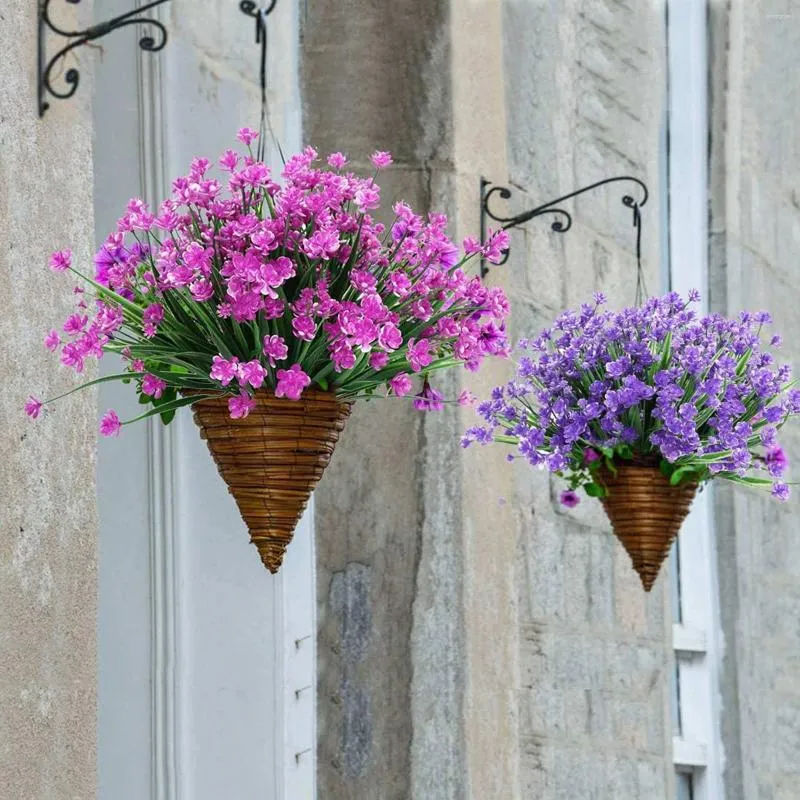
[30,131,511,434]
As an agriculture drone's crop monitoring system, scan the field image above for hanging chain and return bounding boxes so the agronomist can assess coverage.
[240,1,281,162]
[632,201,648,305]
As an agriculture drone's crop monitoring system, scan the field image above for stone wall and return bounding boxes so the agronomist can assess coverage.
[305,1,519,797]
[500,2,672,797]
[709,3,800,798]
[0,2,97,797]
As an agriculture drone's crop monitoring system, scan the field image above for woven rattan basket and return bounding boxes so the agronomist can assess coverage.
[598,459,697,591]
[188,389,351,573]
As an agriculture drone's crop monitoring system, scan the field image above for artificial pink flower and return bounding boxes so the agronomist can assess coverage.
[369,351,389,370]
[413,382,444,411]
[219,149,239,172]
[370,151,393,168]
[63,313,88,335]
[407,338,433,372]
[378,324,402,353]
[237,127,260,146]
[457,390,477,407]
[262,335,289,367]
[100,410,122,437]
[462,236,482,255]
[292,316,317,342]
[483,229,510,264]
[275,364,311,401]
[228,392,257,419]
[210,355,239,386]
[142,303,164,337]
[44,330,60,352]
[389,373,413,397]
[25,396,43,419]
[141,374,167,399]
[327,152,348,169]
[237,359,267,389]
[49,249,72,272]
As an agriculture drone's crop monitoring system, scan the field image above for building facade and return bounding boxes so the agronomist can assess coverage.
[2,1,799,798]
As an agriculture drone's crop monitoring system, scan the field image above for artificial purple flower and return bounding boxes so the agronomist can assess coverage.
[772,482,791,502]
[100,410,122,437]
[765,445,789,477]
[559,490,580,508]
[583,449,601,464]
[466,291,799,503]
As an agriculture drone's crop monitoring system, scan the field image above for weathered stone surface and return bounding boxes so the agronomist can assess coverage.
[0,2,97,797]
[709,3,800,799]
[502,1,672,797]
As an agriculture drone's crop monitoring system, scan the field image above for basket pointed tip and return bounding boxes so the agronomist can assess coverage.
[256,541,288,574]
[637,570,658,592]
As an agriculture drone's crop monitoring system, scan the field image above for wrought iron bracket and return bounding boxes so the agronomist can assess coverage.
[38,0,172,117]
[479,175,649,278]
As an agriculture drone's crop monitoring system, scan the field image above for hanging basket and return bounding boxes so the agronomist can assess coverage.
[188,390,351,574]
[598,459,697,591]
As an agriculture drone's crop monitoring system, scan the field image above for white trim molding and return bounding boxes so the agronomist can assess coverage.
[667,1,726,799]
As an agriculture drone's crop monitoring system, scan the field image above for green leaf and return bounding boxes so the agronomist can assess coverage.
[585,482,607,498]
[604,456,618,476]
[670,466,695,486]
[43,372,145,405]
[120,394,218,427]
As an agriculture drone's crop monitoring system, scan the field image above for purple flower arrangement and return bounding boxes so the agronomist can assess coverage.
[27,130,510,435]
[463,292,799,503]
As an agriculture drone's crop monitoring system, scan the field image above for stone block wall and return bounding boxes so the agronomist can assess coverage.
[500,2,672,797]
[0,2,97,797]
[709,3,800,798]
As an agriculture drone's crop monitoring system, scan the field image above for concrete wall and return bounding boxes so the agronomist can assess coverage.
[0,2,97,798]
[709,3,800,799]
[305,1,519,797]
[306,0,669,797]
[500,2,672,797]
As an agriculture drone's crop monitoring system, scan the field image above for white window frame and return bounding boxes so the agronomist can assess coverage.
[666,2,725,799]
[97,1,314,797]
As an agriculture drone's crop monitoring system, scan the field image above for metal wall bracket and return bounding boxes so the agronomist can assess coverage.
[38,0,172,117]
[479,175,649,278]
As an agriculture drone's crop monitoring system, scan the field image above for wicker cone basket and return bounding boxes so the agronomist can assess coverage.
[188,390,351,574]
[598,460,697,591]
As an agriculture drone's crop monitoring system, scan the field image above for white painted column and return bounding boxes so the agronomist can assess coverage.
[666,2,725,798]
[96,1,314,797]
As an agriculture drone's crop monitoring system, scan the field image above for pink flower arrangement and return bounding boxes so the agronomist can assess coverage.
[28,130,510,435]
